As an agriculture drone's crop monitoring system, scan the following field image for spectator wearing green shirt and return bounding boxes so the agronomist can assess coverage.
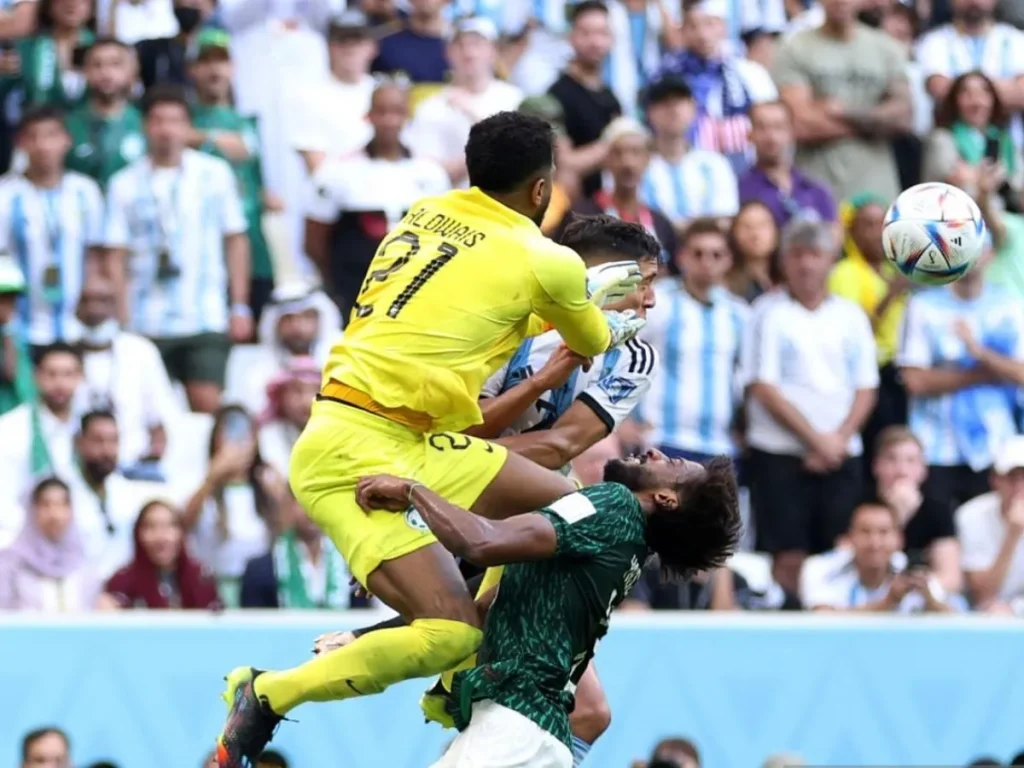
[0,0,40,171]
[64,37,145,188]
[189,29,279,321]
[17,0,94,109]
[0,254,33,416]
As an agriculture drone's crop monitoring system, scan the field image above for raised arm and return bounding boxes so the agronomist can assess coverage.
[497,397,610,469]
[529,247,612,357]
[356,475,558,567]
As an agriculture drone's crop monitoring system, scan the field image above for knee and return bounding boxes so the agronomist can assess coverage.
[569,692,612,744]
[413,618,483,673]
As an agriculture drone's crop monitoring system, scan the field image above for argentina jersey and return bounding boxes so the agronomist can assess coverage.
[481,328,658,438]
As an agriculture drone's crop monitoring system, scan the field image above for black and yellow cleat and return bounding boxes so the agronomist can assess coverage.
[214,667,283,768]
[419,678,456,729]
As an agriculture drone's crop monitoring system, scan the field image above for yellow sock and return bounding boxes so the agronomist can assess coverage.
[476,566,504,599]
[254,618,482,715]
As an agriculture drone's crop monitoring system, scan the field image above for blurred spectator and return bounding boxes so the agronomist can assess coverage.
[305,80,448,316]
[289,11,376,175]
[240,489,365,609]
[774,0,911,202]
[548,1,620,198]
[742,27,781,72]
[641,76,739,226]
[0,106,104,347]
[257,357,319,479]
[182,405,278,605]
[725,200,779,301]
[102,499,221,609]
[872,426,962,593]
[897,244,1024,509]
[882,1,929,188]
[569,432,623,485]
[76,277,177,475]
[829,194,910,464]
[372,0,449,88]
[96,0,178,44]
[654,0,777,173]
[189,29,278,322]
[632,737,701,768]
[801,502,956,612]
[20,727,70,768]
[623,565,739,609]
[738,100,836,229]
[407,18,523,187]
[602,0,675,118]
[0,0,39,172]
[0,255,33,415]
[257,751,290,768]
[641,218,747,460]
[917,0,1024,148]
[743,220,878,593]
[503,0,572,96]
[566,117,677,259]
[0,342,82,542]
[518,95,579,232]
[956,436,1024,611]
[0,476,101,611]
[135,0,215,90]
[18,0,93,109]
[924,72,1023,209]
[64,37,145,190]
[68,409,161,578]
[104,86,250,414]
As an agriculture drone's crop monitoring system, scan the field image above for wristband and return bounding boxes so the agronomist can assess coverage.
[407,482,424,504]
[230,302,252,318]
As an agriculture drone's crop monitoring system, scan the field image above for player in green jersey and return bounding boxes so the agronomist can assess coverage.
[356,450,741,768]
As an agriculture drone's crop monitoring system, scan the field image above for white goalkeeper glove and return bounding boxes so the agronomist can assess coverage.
[603,309,646,348]
[587,261,643,308]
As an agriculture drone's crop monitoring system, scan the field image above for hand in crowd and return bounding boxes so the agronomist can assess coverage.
[952,318,982,358]
[229,312,254,344]
[211,132,250,163]
[208,439,258,485]
[804,432,847,473]
[263,191,286,213]
[879,479,923,527]
[976,159,1007,196]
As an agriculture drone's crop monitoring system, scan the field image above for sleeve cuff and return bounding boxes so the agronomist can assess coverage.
[576,391,615,435]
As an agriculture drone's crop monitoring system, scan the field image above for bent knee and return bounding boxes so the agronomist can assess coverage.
[411,618,483,674]
[569,694,612,744]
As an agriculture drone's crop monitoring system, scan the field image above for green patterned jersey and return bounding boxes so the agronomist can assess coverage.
[451,482,648,748]
[65,103,146,189]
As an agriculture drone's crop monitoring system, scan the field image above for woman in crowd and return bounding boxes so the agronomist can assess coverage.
[18,0,95,107]
[102,500,221,610]
[182,405,280,606]
[257,357,319,480]
[726,201,779,302]
[0,477,99,611]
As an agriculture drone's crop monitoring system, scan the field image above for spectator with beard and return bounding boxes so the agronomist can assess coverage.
[257,357,319,479]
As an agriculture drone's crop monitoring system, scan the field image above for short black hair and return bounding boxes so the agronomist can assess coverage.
[465,111,554,194]
[34,341,82,368]
[680,217,726,249]
[80,408,117,435]
[31,477,70,505]
[85,36,131,58]
[17,105,66,135]
[21,728,69,761]
[559,214,661,263]
[569,0,608,25]
[142,84,191,118]
[652,737,701,766]
[645,76,692,108]
[646,456,741,581]
[258,750,290,768]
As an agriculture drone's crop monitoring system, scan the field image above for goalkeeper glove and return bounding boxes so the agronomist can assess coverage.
[603,309,646,348]
[587,261,642,308]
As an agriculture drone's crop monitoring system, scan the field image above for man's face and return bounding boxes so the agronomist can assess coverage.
[77,282,117,327]
[993,467,1024,505]
[277,309,319,355]
[683,9,724,58]
[678,232,732,291]
[605,134,649,191]
[36,352,81,412]
[85,44,132,99]
[750,102,792,164]
[570,9,613,67]
[448,33,495,79]
[145,102,191,154]
[78,417,119,479]
[850,506,900,571]
[51,0,91,29]
[782,244,832,299]
[409,0,444,18]
[821,0,858,24]
[19,119,71,171]
[190,55,233,102]
[280,379,317,426]
[23,732,69,768]
[603,449,704,504]
[646,96,695,139]
[873,439,926,490]
[953,0,994,23]
[851,204,886,264]
[602,257,658,318]
[328,37,376,78]
[369,85,409,144]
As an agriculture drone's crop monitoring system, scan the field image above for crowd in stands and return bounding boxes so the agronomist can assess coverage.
[0,0,1023,621]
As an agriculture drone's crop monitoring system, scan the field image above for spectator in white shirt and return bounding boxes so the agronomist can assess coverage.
[743,219,879,593]
[956,435,1024,613]
[641,77,739,226]
[407,17,524,186]
[75,276,178,478]
[257,357,319,479]
[0,106,104,348]
[290,10,378,175]
[0,342,82,546]
[104,85,251,414]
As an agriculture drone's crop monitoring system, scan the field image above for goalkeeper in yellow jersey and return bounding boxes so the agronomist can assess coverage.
[215,111,647,767]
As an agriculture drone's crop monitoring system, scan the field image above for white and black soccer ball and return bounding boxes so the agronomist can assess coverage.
[881,182,987,286]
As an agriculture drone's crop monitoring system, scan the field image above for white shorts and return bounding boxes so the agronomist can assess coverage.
[430,701,574,768]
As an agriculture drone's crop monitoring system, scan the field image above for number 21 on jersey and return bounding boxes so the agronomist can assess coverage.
[352,230,459,320]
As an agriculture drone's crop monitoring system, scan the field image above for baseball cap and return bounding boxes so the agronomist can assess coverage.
[518,94,565,131]
[994,436,1024,475]
[645,76,693,107]
[0,254,26,294]
[328,10,372,42]
[187,28,231,62]
[450,17,498,42]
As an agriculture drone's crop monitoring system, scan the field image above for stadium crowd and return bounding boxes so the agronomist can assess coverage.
[0,0,1023,637]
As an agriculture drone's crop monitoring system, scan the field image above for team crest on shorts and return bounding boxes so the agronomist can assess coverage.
[404,507,430,531]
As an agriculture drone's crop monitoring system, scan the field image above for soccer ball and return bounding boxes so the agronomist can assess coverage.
[881,182,987,286]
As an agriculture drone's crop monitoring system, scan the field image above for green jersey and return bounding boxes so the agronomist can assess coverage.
[16,30,94,108]
[451,482,648,748]
[64,103,146,189]
[191,105,274,280]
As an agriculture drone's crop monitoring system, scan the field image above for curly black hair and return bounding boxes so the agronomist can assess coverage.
[465,111,554,194]
[558,213,662,263]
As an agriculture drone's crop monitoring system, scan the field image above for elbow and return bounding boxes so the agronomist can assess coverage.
[569,690,612,744]
[462,537,507,569]
[898,369,925,396]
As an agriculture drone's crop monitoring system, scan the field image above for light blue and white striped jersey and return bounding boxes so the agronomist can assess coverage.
[638,280,748,456]
[482,328,658,440]
[0,171,104,345]
[641,149,739,226]
[897,284,1024,470]
[703,0,787,43]
[104,149,247,339]
[604,0,665,118]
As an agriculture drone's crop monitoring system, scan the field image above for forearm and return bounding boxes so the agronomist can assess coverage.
[900,366,993,397]
[970,532,1023,605]
[838,389,878,440]
[840,96,912,137]
[992,77,1024,111]
[791,109,856,143]
[226,233,251,306]
[972,346,1024,386]
[467,380,549,439]
[976,191,1007,249]
[409,484,501,564]
[563,140,610,178]
[182,475,218,530]
[496,408,607,469]
[749,383,821,448]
